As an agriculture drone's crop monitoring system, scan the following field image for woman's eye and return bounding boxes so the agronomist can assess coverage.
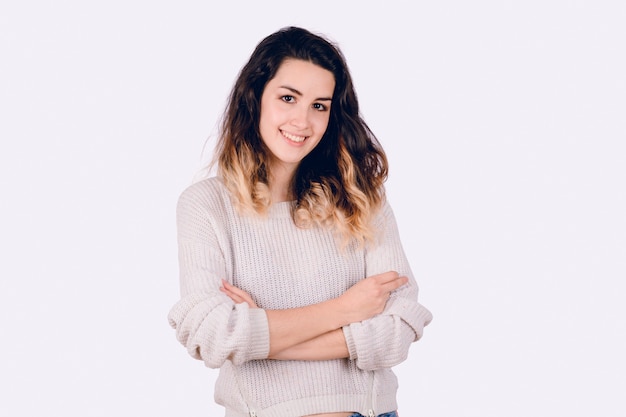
[312,103,327,111]
[281,95,295,103]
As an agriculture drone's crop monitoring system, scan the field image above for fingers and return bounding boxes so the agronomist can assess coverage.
[220,285,242,302]
[221,280,245,300]
[220,280,258,308]
[382,275,409,293]
[371,271,402,283]
[370,271,409,292]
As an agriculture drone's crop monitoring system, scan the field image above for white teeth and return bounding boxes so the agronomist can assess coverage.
[282,131,306,143]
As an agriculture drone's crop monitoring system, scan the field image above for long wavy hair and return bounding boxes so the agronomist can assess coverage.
[213,26,388,246]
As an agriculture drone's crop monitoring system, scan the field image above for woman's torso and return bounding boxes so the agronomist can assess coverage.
[183,178,401,416]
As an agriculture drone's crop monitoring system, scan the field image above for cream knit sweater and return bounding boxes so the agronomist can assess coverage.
[168,177,432,417]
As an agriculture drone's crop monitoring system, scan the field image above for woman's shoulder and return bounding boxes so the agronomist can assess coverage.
[372,196,395,224]
[177,176,232,214]
[179,176,228,198]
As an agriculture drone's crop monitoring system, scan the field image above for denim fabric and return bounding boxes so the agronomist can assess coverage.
[347,412,398,417]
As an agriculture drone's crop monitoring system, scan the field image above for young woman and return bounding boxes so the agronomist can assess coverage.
[168,26,432,417]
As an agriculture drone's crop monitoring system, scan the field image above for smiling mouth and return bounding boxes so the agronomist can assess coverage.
[281,130,307,143]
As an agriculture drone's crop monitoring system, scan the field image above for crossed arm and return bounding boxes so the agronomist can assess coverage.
[220,271,408,360]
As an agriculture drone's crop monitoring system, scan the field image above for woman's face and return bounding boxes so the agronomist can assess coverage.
[259,59,335,177]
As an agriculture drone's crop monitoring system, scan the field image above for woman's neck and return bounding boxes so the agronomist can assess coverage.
[269,164,295,203]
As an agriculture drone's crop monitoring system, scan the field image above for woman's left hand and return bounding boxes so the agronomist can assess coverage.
[220,280,258,308]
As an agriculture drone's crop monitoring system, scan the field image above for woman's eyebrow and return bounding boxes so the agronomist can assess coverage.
[279,85,332,101]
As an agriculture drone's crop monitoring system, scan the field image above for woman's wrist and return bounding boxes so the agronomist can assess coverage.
[268,329,349,360]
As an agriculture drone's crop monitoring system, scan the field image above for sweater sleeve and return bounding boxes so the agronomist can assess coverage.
[167,183,270,368]
[342,202,432,370]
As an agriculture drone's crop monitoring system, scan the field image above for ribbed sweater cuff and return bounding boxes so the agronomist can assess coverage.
[342,325,358,360]
[388,298,433,339]
[248,308,271,360]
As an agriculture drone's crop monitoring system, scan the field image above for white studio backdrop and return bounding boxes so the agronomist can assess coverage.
[1,1,624,416]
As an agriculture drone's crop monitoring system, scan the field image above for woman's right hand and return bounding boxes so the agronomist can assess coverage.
[337,271,408,323]
[220,279,258,308]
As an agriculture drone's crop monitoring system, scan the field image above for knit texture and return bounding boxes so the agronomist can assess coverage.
[168,177,432,417]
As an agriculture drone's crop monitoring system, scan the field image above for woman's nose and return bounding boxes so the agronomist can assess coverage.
[289,105,309,129]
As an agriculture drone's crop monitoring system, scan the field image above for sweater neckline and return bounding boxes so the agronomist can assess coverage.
[267,201,293,219]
